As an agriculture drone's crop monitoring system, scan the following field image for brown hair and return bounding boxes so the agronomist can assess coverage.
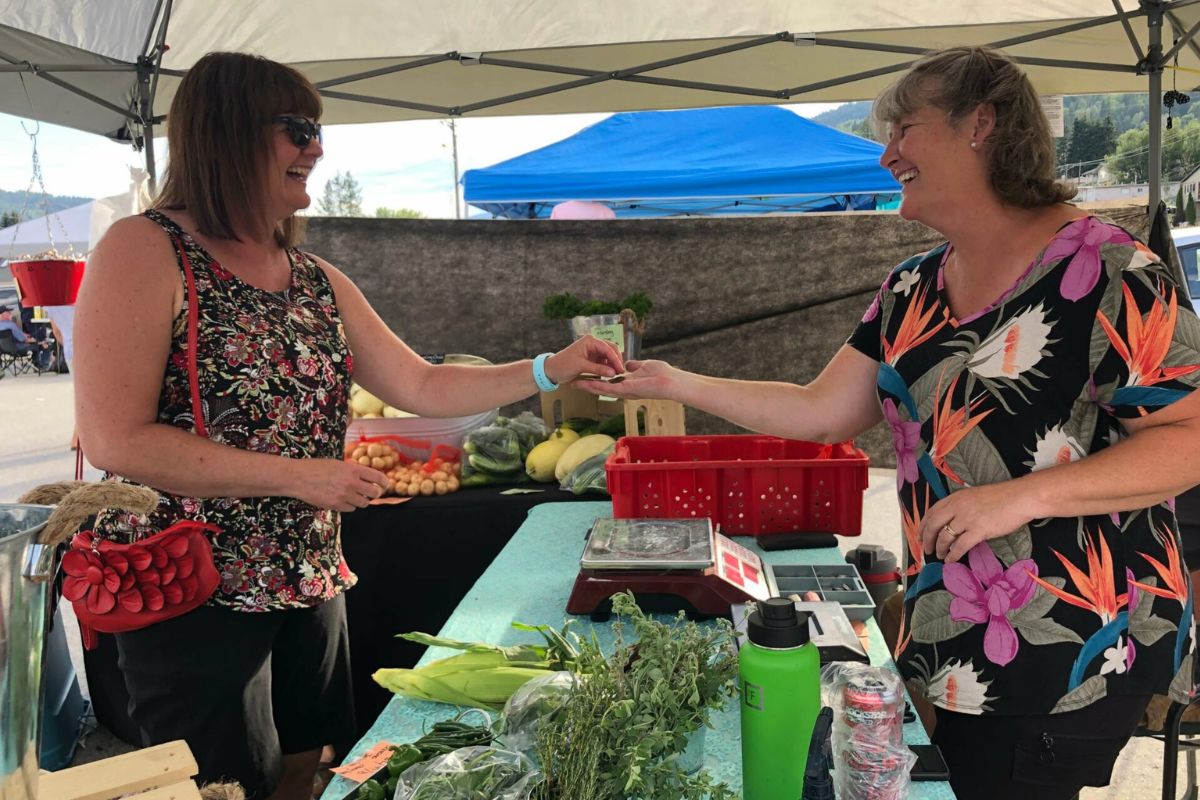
[153,52,321,247]
[872,46,1074,208]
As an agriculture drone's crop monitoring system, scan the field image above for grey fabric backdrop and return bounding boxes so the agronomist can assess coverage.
[303,205,1150,468]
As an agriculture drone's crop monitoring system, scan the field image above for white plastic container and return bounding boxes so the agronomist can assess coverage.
[345,353,499,460]
[345,407,498,459]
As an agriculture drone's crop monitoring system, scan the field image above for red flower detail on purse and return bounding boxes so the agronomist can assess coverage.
[62,520,220,638]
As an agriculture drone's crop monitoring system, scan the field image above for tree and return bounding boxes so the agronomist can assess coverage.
[1064,116,1117,179]
[316,170,365,216]
[1189,192,1197,225]
[1178,185,1187,226]
[0,210,19,228]
[1107,118,1200,185]
[375,207,425,219]
[843,116,879,142]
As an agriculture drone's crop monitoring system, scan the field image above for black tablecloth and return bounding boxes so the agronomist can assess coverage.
[83,486,598,748]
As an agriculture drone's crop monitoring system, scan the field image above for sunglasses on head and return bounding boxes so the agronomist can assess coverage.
[273,115,322,148]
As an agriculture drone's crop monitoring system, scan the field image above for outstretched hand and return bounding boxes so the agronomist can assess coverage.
[574,359,680,401]
[545,334,625,385]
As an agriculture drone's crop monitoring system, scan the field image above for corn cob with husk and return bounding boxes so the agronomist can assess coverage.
[373,622,599,710]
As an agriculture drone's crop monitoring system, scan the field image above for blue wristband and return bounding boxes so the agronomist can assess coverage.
[532,352,559,392]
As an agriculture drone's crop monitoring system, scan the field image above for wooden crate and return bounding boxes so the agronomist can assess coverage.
[37,741,202,800]
[539,385,622,429]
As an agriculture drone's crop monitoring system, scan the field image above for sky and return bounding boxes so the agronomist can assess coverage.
[0,102,843,220]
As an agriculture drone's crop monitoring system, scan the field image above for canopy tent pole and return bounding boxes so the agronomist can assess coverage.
[135,0,173,193]
[136,57,157,191]
[1146,1,1166,209]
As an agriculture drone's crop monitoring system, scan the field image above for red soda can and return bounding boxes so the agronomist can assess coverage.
[839,674,906,800]
[842,673,903,747]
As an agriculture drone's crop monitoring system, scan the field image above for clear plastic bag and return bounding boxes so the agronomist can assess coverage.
[499,671,579,763]
[462,425,523,476]
[558,448,613,495]
[496,411,549,460]
[820,663,916,800]
[393,745,538,800]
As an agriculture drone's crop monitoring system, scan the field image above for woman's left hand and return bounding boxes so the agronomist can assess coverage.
[919,480,1035,563]
[545,335,626,384]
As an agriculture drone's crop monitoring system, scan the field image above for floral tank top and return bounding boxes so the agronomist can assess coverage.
[92,209,356,612]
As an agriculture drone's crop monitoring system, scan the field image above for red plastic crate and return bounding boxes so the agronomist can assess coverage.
[606,435,869,536]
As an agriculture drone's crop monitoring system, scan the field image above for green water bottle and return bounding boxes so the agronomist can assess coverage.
[740,597,821,800]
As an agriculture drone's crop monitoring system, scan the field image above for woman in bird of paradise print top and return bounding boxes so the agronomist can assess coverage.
[581,46,1200,800]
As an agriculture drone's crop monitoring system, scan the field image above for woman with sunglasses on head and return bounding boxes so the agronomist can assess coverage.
[583,46,1200,799]
[72,52,622,800]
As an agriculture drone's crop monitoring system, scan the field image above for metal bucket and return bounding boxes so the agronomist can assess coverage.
[1,504,56,800]
[566,314,642,360]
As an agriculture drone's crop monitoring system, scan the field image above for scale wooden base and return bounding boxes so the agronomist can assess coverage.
[36,740,202,800]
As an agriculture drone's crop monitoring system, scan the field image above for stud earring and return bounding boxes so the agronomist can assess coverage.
[970,141,979,150]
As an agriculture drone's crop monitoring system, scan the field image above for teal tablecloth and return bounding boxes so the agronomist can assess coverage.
[322,501,955,799]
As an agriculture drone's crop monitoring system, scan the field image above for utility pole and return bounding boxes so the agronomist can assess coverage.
[449,118,462,220]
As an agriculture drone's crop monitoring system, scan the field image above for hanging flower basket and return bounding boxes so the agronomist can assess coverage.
[9,258,86,306]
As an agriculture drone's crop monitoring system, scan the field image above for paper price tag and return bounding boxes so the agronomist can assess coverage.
[589,323,625,354]
[330,740,394,782]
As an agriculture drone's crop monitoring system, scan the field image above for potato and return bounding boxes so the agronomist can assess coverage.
[357,456,371,466]
[371,456,386,470]
[352,446,367,461]
[447,476,460,492]
[434,480,448,495]
[420,479,435,496]
[406,482,421,497]
[367,443,383,458]
[385,479,396,495]
[430,470,448,483]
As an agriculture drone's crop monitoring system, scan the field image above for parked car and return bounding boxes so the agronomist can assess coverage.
[1172,226,1200,313]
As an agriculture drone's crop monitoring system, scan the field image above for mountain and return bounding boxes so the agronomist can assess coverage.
[811,101,873,127]
[0,189,92,221]
[807,94,1200,139]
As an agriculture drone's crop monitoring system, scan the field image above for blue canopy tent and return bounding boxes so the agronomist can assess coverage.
[463,106,900,219]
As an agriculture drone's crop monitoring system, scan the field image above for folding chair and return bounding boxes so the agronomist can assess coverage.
[1161,696,1200,800]
[1133,620,1200,800]
[0,329,42,376]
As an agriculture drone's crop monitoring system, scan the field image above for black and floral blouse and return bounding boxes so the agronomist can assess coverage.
[92,209,356,612]
[848,216,1200,716]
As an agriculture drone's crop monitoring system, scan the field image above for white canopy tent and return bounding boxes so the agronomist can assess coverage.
[0,1,1198,203]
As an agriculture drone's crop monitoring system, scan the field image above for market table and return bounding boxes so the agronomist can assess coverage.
[322,501,956,800]
[340,486,596,734]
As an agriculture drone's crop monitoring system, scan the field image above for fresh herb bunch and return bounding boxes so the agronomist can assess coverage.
[532,592,739,800]
[542,292,653,325]
[353,715,495,799]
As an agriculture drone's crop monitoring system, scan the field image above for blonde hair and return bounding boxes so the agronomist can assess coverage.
[873,46,1074,208]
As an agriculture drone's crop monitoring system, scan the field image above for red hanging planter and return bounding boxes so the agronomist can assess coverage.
[9,258,86,306]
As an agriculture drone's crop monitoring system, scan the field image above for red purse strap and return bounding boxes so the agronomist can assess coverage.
[174,236,208,439]
[74,235,207,478]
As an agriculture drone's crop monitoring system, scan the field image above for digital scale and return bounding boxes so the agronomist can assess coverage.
[565,517,871,623]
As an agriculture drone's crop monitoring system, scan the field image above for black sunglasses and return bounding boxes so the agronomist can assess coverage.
[273,115,323,148]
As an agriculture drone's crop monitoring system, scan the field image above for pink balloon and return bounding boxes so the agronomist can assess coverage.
[549,201,616,220]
